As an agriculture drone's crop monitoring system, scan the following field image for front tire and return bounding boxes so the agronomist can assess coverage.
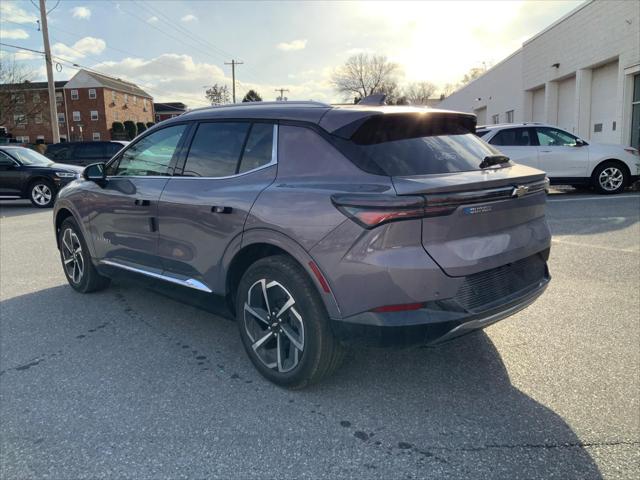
[236,255,345,389]
[29,179,55,208]
[58,218,110,293]
[592,162,628,194]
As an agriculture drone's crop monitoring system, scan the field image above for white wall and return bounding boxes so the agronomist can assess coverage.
[439,50,523,124]
[439,0,640,145]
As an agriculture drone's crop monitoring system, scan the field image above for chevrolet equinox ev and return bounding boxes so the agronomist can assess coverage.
[54,101,551,388]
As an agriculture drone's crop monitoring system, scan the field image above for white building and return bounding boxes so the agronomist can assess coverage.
[439,0,640,148]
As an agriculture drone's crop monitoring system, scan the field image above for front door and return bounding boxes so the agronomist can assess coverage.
[86,123,190,271]
[157,122,277,294]
[0,151,23,196]
[534,126,589,179]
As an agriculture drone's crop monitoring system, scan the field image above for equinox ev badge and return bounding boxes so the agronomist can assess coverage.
[463,205,493,215]
[512,185,530,197]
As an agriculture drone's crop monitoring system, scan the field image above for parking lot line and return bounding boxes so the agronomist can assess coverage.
[547,194,640,202]
[552,238,639,253]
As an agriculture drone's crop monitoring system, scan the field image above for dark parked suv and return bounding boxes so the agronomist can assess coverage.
[46,141,127,167]
[53,101,551,388]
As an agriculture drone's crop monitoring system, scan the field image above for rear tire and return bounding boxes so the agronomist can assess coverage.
[29,179,55,208]
[236,255,345,389]
[592,162,628,194]
[58,217,110,293]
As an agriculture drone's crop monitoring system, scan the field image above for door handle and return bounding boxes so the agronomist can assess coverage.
[134,199,150,206]
[540,150,552,153]
[211,206,232,214]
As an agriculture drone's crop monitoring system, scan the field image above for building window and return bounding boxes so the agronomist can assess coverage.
[492,114,500,124]
[13,114,26,125]
[71,89,79,100]
[505,110,514,123]
[56,91,63,103]
[11,93,25,104]
[92,132,101,141]
[133,96,137,105]
[631,74,640,149]
[35,113,43,124]
[111,91,116,103]
[16,136,29,143]
[58,112,65,124]
[124,94,129,104]
[88,89,96,99]
[114,111,119,121]
[73,111,81,122]
[90,110,99,121]
[33,93,40,103]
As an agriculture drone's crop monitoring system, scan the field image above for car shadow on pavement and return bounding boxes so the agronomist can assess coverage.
[0,281,604,479]
[0,200,44,219]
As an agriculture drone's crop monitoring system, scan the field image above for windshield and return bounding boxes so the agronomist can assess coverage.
[5,147,53,166]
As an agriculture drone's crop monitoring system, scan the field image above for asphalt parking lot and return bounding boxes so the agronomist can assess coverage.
[1,191,639,480]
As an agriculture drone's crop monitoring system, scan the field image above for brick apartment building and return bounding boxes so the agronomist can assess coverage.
[0,69,154,144]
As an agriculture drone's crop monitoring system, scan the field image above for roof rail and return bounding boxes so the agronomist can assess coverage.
[187,100,330,113]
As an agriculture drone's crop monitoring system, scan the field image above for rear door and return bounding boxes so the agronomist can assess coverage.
[0,151,23,195]
[486,127,539,168]
[534,126,589,178]
[86,123,190,271]
[157,121,277,294]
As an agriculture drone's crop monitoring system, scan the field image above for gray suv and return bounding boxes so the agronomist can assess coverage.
[53,101,551,388]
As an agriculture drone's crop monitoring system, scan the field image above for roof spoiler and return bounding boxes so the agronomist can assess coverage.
[358,94,387,106]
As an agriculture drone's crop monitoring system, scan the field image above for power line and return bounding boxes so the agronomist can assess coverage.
[275,88,290,101]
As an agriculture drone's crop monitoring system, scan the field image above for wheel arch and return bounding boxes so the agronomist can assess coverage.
[224,229,342,320]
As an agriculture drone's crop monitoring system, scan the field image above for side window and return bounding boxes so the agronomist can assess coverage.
[238,123,274,173]
[106,143,124,156]
[114,124,188,176]
[0,151,17,166]
[76,143,106,159]
[536,127,577,147]
[49,146,72,161]
[182,122,250,177]
[489,128,532,147]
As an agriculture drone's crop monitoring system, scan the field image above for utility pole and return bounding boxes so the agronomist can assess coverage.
[39,0,60,144]
[224,60,243,103]
[275,88,289,101]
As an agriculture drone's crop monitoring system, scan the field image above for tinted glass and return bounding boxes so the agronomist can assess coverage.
[114,124,187,176]
[47,145,72,161]
[489,128,533,146]
[339,133,500,176]
[0,151,16,165]
[183,122,250,177]
[536,127,577,147]
[4,147,52,166]
[75,143,106,159]
[106,143,124,156]
[238,123,274,173]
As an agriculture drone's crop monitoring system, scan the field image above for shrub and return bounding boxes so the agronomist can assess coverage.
[112,121,124,133]
[123,120,137,140]
[146,122,155,128]
[136,122,147,134]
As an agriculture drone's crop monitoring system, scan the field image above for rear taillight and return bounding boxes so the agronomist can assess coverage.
[624,147,639,156]
[331,194,426,229]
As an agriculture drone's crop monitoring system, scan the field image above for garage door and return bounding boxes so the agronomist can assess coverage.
[531,88,545,122]
[474,106,487,125]
[590,60,618,143]
[557,76,576,133]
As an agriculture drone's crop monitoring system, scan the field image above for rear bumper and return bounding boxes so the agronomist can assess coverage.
[331,268,550,347]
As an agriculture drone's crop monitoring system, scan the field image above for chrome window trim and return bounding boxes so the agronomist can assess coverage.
[100,259,213,293]
[104,124,278,181]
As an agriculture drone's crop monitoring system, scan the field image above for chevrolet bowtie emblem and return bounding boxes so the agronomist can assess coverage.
[512,185,529,197]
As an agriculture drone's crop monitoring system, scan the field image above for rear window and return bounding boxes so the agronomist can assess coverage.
[334,114,501,176]
[489,128,533,146]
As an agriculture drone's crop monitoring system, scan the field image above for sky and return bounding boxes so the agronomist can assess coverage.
[0,0,583,106]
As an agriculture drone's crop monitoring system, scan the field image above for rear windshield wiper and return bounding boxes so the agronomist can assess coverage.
[479,154,510,169]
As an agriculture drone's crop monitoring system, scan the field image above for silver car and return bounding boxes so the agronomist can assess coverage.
[54,100,551,388]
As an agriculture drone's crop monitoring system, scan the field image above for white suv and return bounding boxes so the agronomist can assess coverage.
[477,123,639,194]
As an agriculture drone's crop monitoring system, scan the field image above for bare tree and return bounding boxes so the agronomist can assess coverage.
[332,53,401,102]
[205,84,231,105]
[0,58,44,130]
[404,81,437,105]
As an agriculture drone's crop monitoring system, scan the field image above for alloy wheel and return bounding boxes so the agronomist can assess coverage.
[598,167,624,192]
[32,184,52,206]
[61,228,84,284]
[244,279,305,373]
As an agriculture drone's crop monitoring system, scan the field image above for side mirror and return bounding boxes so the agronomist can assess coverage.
[83,162,106,183]
[575,139,587,147]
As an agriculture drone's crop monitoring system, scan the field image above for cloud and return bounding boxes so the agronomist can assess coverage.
[52,37,106,61]
[147,16,159,24]
[71,6,92,19]
[181,14,197,22]
[276,39,307,51]
[0,28,29,39]
[0,3,38,23]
